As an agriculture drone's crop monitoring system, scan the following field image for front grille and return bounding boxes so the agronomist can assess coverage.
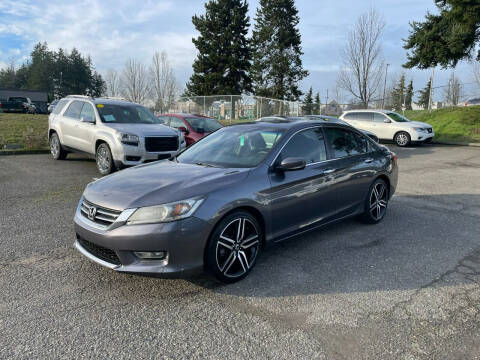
[78,237,121,265]
[80,199,122,226]
[145,136,178,152]
[427,128,433,133]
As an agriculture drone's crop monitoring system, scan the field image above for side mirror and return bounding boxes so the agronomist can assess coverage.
[276,157,306,171]
[178,126,189,134]
[81,116,95,124]
[384,119,391,123]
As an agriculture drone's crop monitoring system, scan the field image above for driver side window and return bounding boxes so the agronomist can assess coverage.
[278,128,327,164]
[79,103,95,122]
[374,113,388,123]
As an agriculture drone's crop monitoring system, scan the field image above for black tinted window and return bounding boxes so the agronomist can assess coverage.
[52,99,69,115]
[325,128,368,158]
[279,128,327,164]
[64,101,84,119]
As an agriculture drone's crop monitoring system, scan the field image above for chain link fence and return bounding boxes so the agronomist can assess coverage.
[165,95,302,123]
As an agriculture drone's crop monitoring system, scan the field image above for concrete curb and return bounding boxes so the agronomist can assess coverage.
[431,141,480,147]
[0,149,50,156]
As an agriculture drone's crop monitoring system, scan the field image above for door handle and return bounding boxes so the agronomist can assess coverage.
[364,158,374,163]
[323,169,336,175]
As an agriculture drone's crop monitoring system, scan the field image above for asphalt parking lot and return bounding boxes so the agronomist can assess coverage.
[1,144,480,359]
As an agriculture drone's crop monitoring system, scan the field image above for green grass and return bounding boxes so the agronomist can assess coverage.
[404,107,480,143]
[0,113,49,150]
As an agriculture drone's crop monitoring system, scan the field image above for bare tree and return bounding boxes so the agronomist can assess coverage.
[120,58,150,104]
[105,69,120,97]
[337,9,385,108]
[150,51,177,113]
[443,72,462,106]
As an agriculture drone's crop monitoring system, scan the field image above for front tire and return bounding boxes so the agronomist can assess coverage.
[394,132,411,147]
[205,211,262,283]
[361,179,389,224]
[96,143,115,176]
[49,133,67,160]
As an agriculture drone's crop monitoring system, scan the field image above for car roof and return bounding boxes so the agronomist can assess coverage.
[343,109,392,114]
[234,116,353,131]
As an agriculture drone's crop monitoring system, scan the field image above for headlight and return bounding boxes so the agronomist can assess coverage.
[413,127,425,132]
[127,197,204,225]
[118,132,139,146]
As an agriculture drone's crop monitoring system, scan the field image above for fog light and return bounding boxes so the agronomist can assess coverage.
[134,251,167,260]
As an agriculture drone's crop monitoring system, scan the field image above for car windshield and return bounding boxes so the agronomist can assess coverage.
[96,104,162,124]
[9,97,27,102]
[387,112,410,123]
[177,127,285,168]
[186,117,222,132]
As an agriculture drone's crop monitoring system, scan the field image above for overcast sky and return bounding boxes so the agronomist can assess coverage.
[0,0,476,101]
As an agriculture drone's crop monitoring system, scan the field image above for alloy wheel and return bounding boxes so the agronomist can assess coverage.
[96,145,110,173]
[50,135,59,158]
[396,133,409,146]
[369,182,388,221]
[216,217,260,278]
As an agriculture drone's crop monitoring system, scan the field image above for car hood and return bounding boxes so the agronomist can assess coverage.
[103,123,179,137]
[83,161,250,210]
[403,121,432,129]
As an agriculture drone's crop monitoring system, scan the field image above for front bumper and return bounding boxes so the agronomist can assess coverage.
[113,140,186,167]
[411,130,434,142]
[73,204,212,277]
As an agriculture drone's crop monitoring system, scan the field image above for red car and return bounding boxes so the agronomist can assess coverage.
[157,114,223,146]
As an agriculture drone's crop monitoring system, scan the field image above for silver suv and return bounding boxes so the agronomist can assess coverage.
[48,96,186,175]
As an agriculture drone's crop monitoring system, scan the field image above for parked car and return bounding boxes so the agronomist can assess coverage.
[0,97,36,114]
[74,117,398,283]
[464,97,480,106]
[339,110,434,147]
[158,113,223,146]
[303,115,380,143]
[48,95,186,175]
[48,99,60,114]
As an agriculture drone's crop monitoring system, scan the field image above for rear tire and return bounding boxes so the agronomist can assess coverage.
[96,143,115,176]
[361,179,389,224]
[49,133,67,160]
[205,211,262,283]
[394,132,411,147]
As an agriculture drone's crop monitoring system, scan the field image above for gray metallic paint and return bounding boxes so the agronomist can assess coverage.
[74,121,398,276]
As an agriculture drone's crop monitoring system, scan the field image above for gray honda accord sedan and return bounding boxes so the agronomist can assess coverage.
[74,118,398,283]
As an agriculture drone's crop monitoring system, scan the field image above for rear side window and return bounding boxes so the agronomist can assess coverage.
[63,101,84,119]
[278,128,327,164]
[51,99,69,115]
[325,128,368,158]
[344,112,373,122]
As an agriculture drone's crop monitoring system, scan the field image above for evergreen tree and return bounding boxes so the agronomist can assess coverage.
[418,80,432,109]
[314,92,321,115]
[303,87,314,115]
[251,0,308,101]
[186,0,252,96]
[404,0,480,69]
[405,80,414,110]
[0,61,16,88]
[27,42,55,94]
[390,74,406,111]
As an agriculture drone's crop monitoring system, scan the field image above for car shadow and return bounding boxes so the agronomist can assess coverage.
[187,193,480,297]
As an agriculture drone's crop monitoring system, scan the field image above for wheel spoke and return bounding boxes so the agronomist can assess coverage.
[237,252,247,273]
[236,218,245,241]
[241,235,259,249]
[219,235,235,245]
[221,251,235,273]
[372,186,379,200]
[238,250,250,269]
[379,200,388,208]
[218,241,233,250]
[378,185,385,199]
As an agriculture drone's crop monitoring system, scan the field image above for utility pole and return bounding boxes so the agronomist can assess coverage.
[428,68,435,112]
[382,64,390,109]
[325,89,329,115]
